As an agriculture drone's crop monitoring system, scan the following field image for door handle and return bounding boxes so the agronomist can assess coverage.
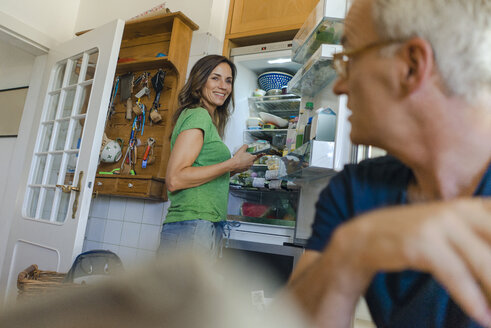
[55,185,80,193]
[72,171,83,219]
[56,171,83,219]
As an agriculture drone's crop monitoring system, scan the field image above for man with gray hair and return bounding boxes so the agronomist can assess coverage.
[288,0,491,327]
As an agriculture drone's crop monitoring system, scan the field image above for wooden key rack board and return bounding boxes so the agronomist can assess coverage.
[90,12,198,200]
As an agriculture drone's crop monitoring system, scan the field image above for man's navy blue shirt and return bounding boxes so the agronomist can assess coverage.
[307,155,491,328]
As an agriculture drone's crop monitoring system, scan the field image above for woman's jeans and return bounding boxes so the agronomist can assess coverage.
[158,220,224,261]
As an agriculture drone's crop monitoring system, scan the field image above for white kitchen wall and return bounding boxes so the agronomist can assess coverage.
[75,0,213,36]
[0,39,36,287]
[0,39,36,90]
[0,0,81,44]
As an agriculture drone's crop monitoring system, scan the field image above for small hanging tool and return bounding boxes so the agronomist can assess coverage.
[149,69,165,124]
[121,138,137,175]
[132,99,146,136]
[107,76,119,120]
[120,72,134,120]
[135,72,151,99]
[142,138,155,168]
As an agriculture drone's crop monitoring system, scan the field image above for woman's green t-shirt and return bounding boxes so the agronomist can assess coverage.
[165,107,231,223]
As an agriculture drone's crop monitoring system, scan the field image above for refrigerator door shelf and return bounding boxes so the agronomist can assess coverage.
[291,0,347,64]
[288,44,343,97]
[279,140,338,182]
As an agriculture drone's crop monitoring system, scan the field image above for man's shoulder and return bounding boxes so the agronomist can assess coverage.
[342,155,410,182]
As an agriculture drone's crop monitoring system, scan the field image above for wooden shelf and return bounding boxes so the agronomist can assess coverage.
[116,57,176,74]
[124,11,198,32]
[94,11,197,201]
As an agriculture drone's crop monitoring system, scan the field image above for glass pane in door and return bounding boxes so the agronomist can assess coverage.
[75,84,92,115]
[33,155,47,185]
[47,154,63,185]
[68,55,83,85]
[55,120,70,150]
[84,51,98,81]
[56,192,71,222]
[53,63,66,90]
[62,88,76,118]
[40,188,55,220]
[40,123,54,152]
[70,118,84,150]
[46,93,60,121]
[24,49,99,223]
[27,187,40,217]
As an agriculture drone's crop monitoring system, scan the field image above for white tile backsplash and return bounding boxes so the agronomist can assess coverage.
[86,195,164,264]
[142,200,165,225]
[102,243,120,254]
[83,240,102,252]
[124,199,145,223]
[107,197,126,220]
[120,222,141,248]
[85,217,106,242]
[138,224,161,251]
[89,195,110,218]
[103,220,123,245]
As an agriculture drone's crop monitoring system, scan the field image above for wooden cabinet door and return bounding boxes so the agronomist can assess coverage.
[229,0,318,35]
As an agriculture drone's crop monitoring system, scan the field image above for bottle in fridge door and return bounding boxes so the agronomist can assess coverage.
[296,101,314,148]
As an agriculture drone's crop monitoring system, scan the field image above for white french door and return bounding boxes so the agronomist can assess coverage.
[0,19,124,304]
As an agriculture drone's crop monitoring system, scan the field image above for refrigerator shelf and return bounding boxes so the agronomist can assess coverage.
[288,44,342,97]
[227,214,296,227]
[245,128,288,133]
[248,94,301,118]
[229,184,299,194]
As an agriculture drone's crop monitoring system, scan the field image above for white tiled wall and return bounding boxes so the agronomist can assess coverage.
[83,196,170,268]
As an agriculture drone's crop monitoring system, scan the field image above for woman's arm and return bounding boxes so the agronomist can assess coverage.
[165,128,257,192]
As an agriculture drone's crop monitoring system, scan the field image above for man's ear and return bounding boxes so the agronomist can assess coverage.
[399,37,435,95]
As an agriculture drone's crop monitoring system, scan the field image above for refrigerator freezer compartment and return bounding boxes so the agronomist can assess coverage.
[288,44,342,97]
[279,140,338,181]
[248,94,301,118]
[291,0,347,64]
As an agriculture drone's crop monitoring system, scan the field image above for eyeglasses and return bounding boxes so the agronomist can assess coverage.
[332,39,402,79]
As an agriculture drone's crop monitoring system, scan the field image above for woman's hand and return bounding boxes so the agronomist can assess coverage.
[230,144,259,174]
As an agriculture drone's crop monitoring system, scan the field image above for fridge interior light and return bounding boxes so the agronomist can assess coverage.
[267,58,292,64]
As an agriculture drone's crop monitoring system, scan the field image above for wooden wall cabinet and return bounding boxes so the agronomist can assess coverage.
[93,12,198,201]
[223,0,318,56]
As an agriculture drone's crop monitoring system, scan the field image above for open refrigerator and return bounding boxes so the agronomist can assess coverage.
[220,3,378,322]
[223,0,353,252]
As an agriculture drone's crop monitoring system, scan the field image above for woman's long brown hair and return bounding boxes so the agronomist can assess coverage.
[172,55,237,138]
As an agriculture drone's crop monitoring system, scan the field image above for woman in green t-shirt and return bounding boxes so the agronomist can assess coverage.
[159,55,258,260]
